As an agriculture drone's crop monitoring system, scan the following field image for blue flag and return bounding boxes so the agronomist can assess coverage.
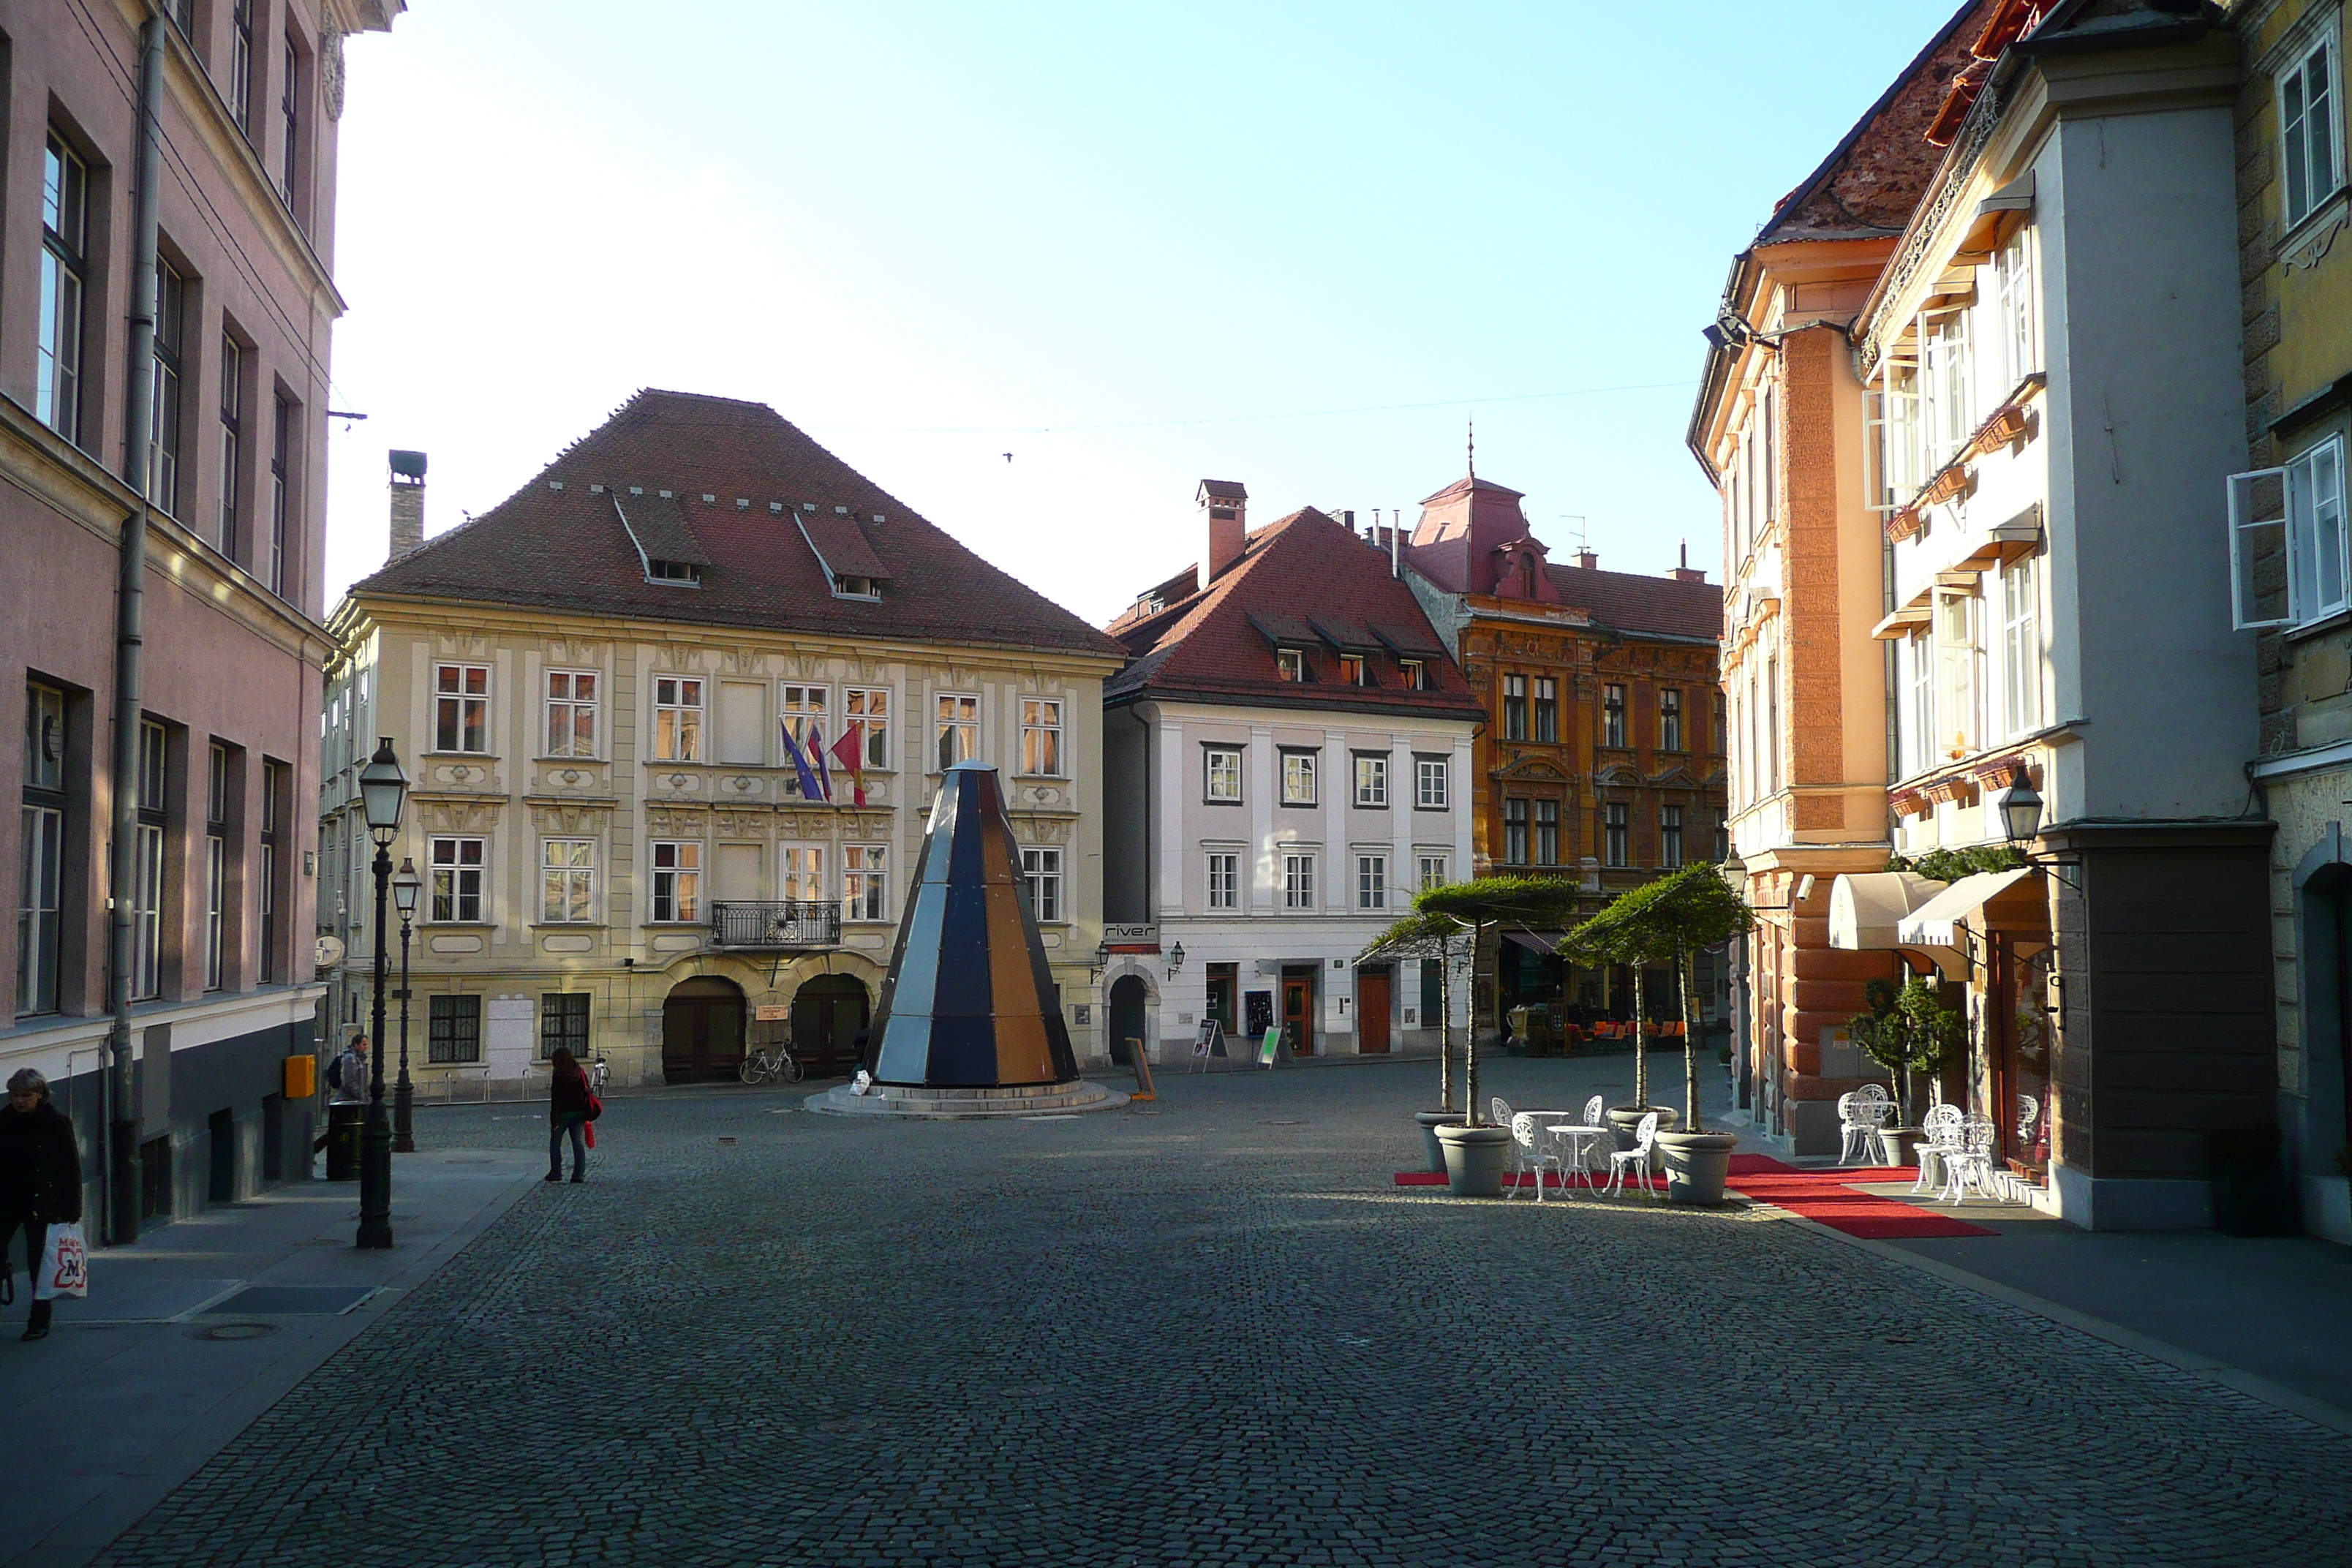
[782,720,826,802]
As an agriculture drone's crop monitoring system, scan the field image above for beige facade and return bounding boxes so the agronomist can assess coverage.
[321,600,1114,1092]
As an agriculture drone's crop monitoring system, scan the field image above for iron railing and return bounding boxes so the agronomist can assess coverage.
[707,900,842,950]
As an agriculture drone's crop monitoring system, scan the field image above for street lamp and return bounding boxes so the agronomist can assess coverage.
[355,737,407,1250]
[1166,940,1186,979]
[391,856,421,1155]
[1991,763,2043,845]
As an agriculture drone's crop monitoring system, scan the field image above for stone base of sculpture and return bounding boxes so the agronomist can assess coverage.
[803,1079,1128,1119]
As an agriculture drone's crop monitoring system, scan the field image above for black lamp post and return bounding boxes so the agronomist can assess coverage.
[355,737,407,1250]
[391,856,421,1154]
[1991,764,2043,846]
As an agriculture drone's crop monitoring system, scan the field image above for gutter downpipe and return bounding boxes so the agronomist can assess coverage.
[108,6,166,1245]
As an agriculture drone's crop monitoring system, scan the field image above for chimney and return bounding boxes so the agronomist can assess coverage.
[1569,546,1599,570]
[1196,479,1247,590]
[388,449,428,562]
[1668,540,1706,583]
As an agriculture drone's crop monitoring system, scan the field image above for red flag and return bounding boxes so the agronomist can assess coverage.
[829,726,867,806]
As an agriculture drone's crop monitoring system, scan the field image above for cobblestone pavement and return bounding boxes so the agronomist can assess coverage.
[91,1057,2352,1567]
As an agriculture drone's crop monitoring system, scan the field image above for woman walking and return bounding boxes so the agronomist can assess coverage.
[548,1047,592,1183]
[1,1068,84,1341]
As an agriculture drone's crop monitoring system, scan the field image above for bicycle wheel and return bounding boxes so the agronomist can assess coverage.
[781,1055,804,1085]
[739,1058,769,1086]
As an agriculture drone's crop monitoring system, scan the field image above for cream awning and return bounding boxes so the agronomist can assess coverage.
[1896,868,2035,947]
[1828,871,1966,978]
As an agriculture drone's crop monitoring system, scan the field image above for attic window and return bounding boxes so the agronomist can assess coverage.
[832,574,881,600]
[647,559,701,587]
[1276,648,1307,682]
[1338,654,1369,687]
[1399,658,1428,691]
[1210,505,1238,521]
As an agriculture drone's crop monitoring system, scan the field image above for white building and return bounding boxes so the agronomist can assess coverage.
[1100,485,1482,1064]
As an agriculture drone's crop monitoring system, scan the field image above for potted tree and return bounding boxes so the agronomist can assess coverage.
[1847,976,1961,1169]
[1561,901,1679,1159]
[1568,864,1754,1204]
[1360,908,1472,1172]
[1369,877,1583,1195]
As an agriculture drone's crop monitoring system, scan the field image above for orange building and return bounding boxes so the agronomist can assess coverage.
[1395,469,1725,1034]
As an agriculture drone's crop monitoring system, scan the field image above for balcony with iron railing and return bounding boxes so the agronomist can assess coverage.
[707,900,842,951]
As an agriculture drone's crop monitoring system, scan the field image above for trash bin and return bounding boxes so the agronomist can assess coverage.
[325,1101,364,1181]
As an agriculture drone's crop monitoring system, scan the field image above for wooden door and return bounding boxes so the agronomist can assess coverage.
[662,980,747,1082]
[1357,968,1391,1054]
[1283,976,1315,1056]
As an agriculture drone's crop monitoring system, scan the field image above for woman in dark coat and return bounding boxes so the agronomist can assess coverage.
[547,1047,592,1183]
[1,1068,84,1341]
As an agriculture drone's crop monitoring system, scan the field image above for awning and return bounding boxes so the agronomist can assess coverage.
[1828,872,1946,950]
[1897,868,2035,947]
[1504,930,1565,957]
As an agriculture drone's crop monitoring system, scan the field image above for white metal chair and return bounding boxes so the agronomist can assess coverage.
[1940,1114,2002,1205]
[1492,1098,1529,1194]
[1912,1104,1965,1195]
[1605,1111,1662,1200]
[1509,1114,1571,1202]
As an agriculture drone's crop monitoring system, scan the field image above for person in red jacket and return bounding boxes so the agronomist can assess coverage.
[1,1068,83,1341]
[547,1047,592,1183]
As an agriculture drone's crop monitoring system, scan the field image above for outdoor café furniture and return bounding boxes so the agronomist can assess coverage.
[1605,1111,1662,1200]
[1940,1114,2002,1205]
[1509,1115,1572,1202]
[1912,1104,1965,1194]
[1545,1117,1615,1192]
[1839,1085,1893,1166]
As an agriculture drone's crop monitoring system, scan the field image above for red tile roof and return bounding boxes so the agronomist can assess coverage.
[1107,508,1485,720]
[351,390,1122,660]
[1544,562,1723,643]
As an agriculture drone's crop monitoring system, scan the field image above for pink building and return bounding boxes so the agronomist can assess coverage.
[0,1,401,1237]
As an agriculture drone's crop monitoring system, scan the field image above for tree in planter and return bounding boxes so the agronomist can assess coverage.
[1847,975,1961,1123]
[1358,908,1474,1117]
[1566,863,1754,1133]
[1397,877,1585,1128]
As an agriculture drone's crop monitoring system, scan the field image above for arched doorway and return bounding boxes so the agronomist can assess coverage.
[1108,973,1150,1066]
[663,975,747,1084]
[791,974,870,1078]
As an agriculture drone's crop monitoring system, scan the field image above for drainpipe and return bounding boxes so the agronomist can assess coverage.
[108,7,166,1245]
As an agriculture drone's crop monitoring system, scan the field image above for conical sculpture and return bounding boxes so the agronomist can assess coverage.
[867,761,1078,1087]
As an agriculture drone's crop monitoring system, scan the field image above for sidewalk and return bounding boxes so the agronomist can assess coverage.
[1,1129,543,1568]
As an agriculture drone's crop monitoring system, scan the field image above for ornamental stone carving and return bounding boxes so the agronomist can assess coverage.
[422,799,501,834]
[529,802,609,835]
[647,807,710,837]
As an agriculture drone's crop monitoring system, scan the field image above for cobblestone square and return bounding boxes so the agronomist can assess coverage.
[90,1060,2352,1567]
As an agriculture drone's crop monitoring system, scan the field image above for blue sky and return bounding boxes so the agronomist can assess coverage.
[323,1,1965,625]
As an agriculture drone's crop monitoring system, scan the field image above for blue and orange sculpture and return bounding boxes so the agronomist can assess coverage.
[864,761,1080,1088]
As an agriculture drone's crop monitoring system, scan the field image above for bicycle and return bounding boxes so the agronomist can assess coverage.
[739,1042,804,1085]
[589,1054,611,1094]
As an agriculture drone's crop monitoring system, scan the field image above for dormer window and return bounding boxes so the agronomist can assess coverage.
[832,574,881,600]
[1338,654,1369,687]
[1399,658,1428,691]
[647,559,701,586]
[1276,648,1306,682]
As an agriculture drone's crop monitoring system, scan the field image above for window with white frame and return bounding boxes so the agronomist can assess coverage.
[1603,684,1627,747]
[1659,689,1684,753]
[1398,658,1428,691]
[2281,27,2343,231]
[1275,648,1306,682]
[843,687,891,770]
[18,683,67,1017]
[1991,225,2040,387]
[147,259,185,514]
[1765,654,1783,791]
[1414,755,1449,810]
[1021,698,1063,776]
[434,663,490,753]
[540,839,595,924]
[429,836,484,922]
[545,670,598,758]
[1867,353,1923,513]
[1934,592,1980,761]
[652,676,702,762]
[38,135,88,444]
[1357,853,1387,911]
[1338,653,1369,687]
[1604,802,1629,868]
[1908,631,1936,777]
[844,844,889,921]
[1205,746,1243,803]
[780,845,826,904]
[1534,677,1558,742]
[1922,309,1972,472]
[1022,847,1063,922]
[219,336,243,557]
[1504,798,1529,864]
[1534,799,1558,865]
[133,721,167,1001]
[1354,754,1387,807]
[1502,674,1527,740]
[781,684,828,791]
[2001,555,2041,737]
[1417,853,1450,892]
[1282,851,1316,911]
[935,693,979,769]
[1281,750,1317,806]
[1661,804,1684,870]
[649,841,700,923]
[1206,851,1240,911]
[2231,438,2348,630]
[205,834,225,990]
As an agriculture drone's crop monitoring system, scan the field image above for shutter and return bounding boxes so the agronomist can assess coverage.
[2228,467,2291,630]
[719,682,766,765]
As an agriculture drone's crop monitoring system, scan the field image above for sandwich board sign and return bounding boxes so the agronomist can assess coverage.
[1257,1024,1284,1068]
[1191,1019,1226,1074]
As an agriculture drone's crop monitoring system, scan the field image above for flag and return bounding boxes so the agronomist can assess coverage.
[829,726,867,807]
[807,721,834,803]
[782,719,826,802]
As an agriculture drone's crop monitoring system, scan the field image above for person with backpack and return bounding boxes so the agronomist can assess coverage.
[329,1033,369,1104]
[547,1046,596,1183]
[1,1068,84,1342]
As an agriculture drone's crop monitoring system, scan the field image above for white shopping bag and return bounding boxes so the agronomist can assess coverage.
[36,1221,88,1300]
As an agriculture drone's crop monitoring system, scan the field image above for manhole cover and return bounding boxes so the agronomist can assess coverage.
[203,1286,380,1316]
[189,1322,279,1341]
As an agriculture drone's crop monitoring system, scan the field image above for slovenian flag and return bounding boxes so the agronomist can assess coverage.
[782,719,826,802]
[829,726,866,807]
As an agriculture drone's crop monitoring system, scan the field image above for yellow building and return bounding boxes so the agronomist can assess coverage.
[320,391,1121,1093]
[2233,0,2352,1242]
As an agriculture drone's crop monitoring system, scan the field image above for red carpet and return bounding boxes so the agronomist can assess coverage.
[1392,1171,1664,1192]
[1724,1153,1995,1239]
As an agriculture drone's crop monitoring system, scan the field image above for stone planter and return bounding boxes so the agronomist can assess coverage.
[1877,1126,1923,1169]
[1414,1111,1467,1173]
[1436,1122,1515,1197]
[1656,1129,1739,1206]
[1605,1104,1681,1174]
